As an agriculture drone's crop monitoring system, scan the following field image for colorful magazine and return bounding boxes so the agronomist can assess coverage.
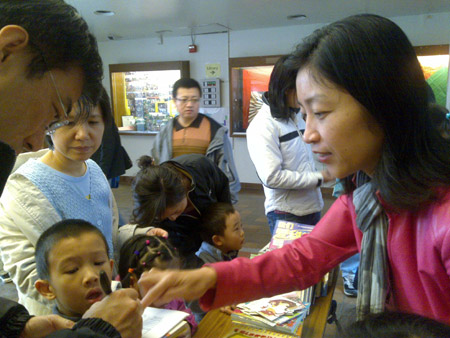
[232,291,309,335]
[268,221,314,250]
[238,294,305,322]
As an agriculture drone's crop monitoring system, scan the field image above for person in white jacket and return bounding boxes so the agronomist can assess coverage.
[247,55,334,234]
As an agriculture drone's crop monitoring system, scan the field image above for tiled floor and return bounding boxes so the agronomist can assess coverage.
[0,184,356,337]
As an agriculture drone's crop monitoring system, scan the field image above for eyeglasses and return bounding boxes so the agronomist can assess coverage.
[175,97,200,104]
[45,70,69,135]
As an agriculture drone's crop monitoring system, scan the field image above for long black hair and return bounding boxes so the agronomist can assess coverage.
[131,155,187,227]
[268,55,298,120]
[288,14,450,210]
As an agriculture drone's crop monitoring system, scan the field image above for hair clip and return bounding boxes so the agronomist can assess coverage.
[146,240,150,245]
[128,268,134,273]
[446,112,450,121]
[134,250,140,256]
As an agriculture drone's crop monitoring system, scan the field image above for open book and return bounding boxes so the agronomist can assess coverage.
[142,307,189,338]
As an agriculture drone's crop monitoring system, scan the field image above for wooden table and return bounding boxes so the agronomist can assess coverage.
[193,269,338,338]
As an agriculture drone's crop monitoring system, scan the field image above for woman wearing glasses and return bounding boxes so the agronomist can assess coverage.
[0,89,120,315]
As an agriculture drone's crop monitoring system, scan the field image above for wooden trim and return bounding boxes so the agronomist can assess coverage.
[228,55,283,68]
[240,182,263,192]
[118,131,158,136]
[109,61,190,74]
[120,179,264,192]
[120,178,334,198]
[228,55,283,136]
[414,44,449,56]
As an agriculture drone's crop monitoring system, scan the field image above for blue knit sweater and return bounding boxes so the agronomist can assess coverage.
[16,159,113,254]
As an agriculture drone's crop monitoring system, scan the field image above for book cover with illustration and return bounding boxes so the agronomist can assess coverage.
[238,293,305,322]
[268,221,314,250]
[231,291,309,335]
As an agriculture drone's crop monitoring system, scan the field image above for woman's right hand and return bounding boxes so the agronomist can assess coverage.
[138,267,217,308]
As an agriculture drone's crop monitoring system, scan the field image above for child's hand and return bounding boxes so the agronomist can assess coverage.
[147,227,168,238]
[219,304,236,315]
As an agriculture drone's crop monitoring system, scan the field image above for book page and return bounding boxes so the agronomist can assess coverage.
[142,307,189,338]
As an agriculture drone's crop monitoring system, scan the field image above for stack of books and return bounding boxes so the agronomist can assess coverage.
[233,220,335,337]
[268,220,334,300]
[230,291,309,337]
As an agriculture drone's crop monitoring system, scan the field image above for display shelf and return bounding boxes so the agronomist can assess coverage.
[109,61,189,132]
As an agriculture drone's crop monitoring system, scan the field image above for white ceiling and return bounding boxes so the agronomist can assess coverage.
[68,0,450,42]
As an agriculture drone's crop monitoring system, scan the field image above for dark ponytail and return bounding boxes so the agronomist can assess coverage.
[131,156,187,226]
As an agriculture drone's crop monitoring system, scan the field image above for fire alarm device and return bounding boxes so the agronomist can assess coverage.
[188,44,197,53]
[200,78,221,108]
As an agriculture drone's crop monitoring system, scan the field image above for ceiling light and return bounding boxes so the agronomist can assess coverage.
[94,10,115,16]
[287,14,307,21]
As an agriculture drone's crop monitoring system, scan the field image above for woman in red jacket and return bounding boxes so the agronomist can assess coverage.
[137,14,450,325]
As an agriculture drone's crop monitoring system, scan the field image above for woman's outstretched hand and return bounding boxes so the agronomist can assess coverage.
[138,267,218,308]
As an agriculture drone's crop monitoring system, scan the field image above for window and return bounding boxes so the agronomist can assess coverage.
[109,61,190,133]
[229,55,282,135]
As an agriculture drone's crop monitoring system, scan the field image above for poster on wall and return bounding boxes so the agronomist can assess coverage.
[417,53,449,108]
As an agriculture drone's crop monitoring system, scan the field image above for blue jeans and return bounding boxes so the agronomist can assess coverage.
[340,253,360,277]
[266,211,321,235]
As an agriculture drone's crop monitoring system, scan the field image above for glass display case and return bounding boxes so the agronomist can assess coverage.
[229,55,282,135]
[109,61,190,133]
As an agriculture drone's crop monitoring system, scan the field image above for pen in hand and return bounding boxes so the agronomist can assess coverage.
[100,270,112,295]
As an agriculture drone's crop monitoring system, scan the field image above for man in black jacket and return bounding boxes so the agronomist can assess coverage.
[0,1,143,337]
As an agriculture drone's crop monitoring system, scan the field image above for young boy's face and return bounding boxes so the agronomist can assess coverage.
[215,211,245,253]
[36,232,113,317]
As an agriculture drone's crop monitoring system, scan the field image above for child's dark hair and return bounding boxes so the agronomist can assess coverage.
[35,219,109,280]
[345,311,450,338]
[199,203,236,245]
[118,235,180,288]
